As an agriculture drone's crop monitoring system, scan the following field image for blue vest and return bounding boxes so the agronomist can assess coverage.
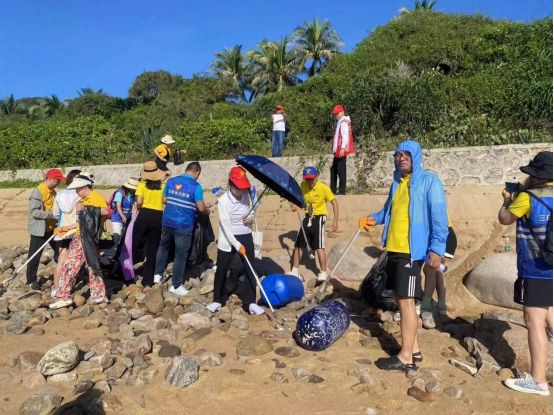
[163,175,199,231]
[516,188,553,280]
[111,190,135,224]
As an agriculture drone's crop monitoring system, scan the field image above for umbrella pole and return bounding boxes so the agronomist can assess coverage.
[242,252,275,313]
[245,186,268,217]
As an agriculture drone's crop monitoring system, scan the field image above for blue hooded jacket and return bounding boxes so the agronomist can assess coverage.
[370,140,448,261]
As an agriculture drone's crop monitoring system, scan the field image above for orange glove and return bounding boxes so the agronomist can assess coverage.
[54,226,69,236]
[359,216,376,232]
[238,245,246,256]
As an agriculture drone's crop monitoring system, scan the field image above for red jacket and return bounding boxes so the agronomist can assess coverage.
[332,116,355,158]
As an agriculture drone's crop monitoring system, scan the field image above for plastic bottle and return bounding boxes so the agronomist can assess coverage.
[504,236,512,252]
[439,263,448,273]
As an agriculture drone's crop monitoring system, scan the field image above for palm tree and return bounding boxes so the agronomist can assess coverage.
[0,94,20,115]
[293,18,343,77]
[247,37,302,96]
[211,45,249,101]
[414,0,436,11]
[43,94,62,116]
[77,87,104,96]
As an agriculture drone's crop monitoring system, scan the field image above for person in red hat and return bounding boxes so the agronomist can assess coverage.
[26,168,65,290]
[330,104,355,195]
[271,104,288,157]
[207,166,265,315]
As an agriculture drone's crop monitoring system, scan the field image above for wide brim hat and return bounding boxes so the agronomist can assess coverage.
[520,151,553,180]
[141,161,167,181]
[67,172,94,190]
[161,134,176,145]
[123,177,139,190]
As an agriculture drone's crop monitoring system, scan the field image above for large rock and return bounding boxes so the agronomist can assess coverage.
[327,242,377,282]
[165,356,199,388]
[236,336,273,356]
[464,253,522,310]
[37,341,80,376]
[19,394,62,415]
[17,351,44,373]
[472,312,553,380]
[122,334,153,357]
[9,293,44,312]
[177,312,210,330]
[143,288,164,314]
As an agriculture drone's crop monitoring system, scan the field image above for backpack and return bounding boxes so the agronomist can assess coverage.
[174,148,184,166]
[106,188,124,219]
[525,191,553,265]
[359,252,398,311]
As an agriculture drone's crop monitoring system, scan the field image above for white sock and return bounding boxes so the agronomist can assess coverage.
[289,267,299,276]
[206,302,222,313]
[249,303,265,315]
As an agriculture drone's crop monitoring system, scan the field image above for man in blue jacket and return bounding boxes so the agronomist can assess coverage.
[359,140,448,372]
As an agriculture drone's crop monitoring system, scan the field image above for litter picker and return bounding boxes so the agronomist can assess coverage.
[297,212,315,260]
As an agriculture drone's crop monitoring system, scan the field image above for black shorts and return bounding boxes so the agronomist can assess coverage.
[445,227,457,259]
[57,239,72,250]
[295,215,326,250]
[384,252,424,299]
[514,277,553,307]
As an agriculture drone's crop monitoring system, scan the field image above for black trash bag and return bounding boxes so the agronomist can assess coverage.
[359,252,398,311]
[187,214,215,266]
[79,206,102,271]
[174,148,184,166]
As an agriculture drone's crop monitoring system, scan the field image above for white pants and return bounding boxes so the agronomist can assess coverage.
[111,221,124,235]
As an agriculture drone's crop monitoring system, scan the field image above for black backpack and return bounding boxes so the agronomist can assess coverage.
[525,191,553,266]
[174,149,183,166]
[359,252,398,311]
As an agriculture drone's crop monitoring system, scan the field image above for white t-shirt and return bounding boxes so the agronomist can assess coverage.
[217,190,254,252]
[272,114,286,132]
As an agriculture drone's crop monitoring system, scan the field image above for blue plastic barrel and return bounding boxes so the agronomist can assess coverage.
[295,300,350,351]
[260,274,304,308]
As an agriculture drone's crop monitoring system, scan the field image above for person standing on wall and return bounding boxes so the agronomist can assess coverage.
[498,151,552,396]
[26,168,65,290]
[271,105,288,157]
[360,140,448,372]
[330,105,354,195]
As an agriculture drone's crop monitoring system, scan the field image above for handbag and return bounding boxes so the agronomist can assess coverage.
[252,219,263,260]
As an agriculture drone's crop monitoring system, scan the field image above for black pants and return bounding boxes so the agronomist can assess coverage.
[330,156,347,195]
[213,233,257,310]
[26,232,58,284]
[132,208,162,286]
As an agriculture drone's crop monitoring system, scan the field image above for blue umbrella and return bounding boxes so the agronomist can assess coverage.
[235,155,306,208]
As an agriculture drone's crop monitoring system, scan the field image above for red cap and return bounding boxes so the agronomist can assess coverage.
[275,104,285,111]
[44,168,66,182]
[331,105,344,115]
[229,166,251,190]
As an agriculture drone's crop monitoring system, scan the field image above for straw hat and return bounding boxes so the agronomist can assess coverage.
[141,161,166,181]
[161,134,175,145]
[123,177,139,190]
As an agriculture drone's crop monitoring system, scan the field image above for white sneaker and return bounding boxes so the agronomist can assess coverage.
[249,303,265,315]
[50,287,59,298]
[49,298,73,310]
[504,373,550,396]
[153,274,163,284]
[206,302,222,313]
[91,297,109,305]
[317,272,328,282]
[169,285,189,297]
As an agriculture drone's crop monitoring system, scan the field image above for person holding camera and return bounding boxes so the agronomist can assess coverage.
[498,151,552,396]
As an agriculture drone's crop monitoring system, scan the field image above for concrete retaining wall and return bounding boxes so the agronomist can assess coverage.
[0,143,550,190]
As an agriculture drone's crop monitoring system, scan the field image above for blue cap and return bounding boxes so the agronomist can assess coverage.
[303,166,318,179]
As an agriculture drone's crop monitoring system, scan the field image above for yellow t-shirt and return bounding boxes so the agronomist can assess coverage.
[447,212,453,228]
[508,192,531,219]
[155,144,172,159]
[386,175,411,254]
[136,181,165,211]
[77,190,107,236]
[301,181,335,216]
[37,182,56,231]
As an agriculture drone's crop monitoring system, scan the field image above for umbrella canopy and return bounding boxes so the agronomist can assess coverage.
[236,155,306,208]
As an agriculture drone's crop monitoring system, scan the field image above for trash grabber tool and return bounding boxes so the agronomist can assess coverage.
[297,212,315,260]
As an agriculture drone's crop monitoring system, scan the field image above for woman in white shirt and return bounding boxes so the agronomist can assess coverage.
[271,105,287,157]
[207,166,264,315]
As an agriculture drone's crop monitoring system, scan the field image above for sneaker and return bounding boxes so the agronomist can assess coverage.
[437,303,448,316]
[206,302,222,313]
[50,287,59,298]
[504,373,550,396]
[153,274,163,284]
[169,285,189,297]
[248,303,265,315]
[421,311,436,329]
[375,355,417,372]
[91,297,109,305]
[28,281,41,291]
[49,298,73,310]
[412,352,423,363]
[317,272,328,283]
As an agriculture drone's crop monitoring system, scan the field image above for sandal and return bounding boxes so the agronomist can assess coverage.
[375,355,417,372]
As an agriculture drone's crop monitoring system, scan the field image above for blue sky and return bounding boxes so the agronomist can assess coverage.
[0,0,551,100]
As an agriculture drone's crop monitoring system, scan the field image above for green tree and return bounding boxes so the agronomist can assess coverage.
[247,38,302,96]
[77,87,104,96]
[0,94,20,116]
[415,0,437,11]
[293,18,343,77]
[128,70,184,102]
[211,45,251,101]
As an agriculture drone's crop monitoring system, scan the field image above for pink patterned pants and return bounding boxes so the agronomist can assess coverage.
[57,237,106,300]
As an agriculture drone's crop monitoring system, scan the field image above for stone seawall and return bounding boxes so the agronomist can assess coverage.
[0,143,550,189]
